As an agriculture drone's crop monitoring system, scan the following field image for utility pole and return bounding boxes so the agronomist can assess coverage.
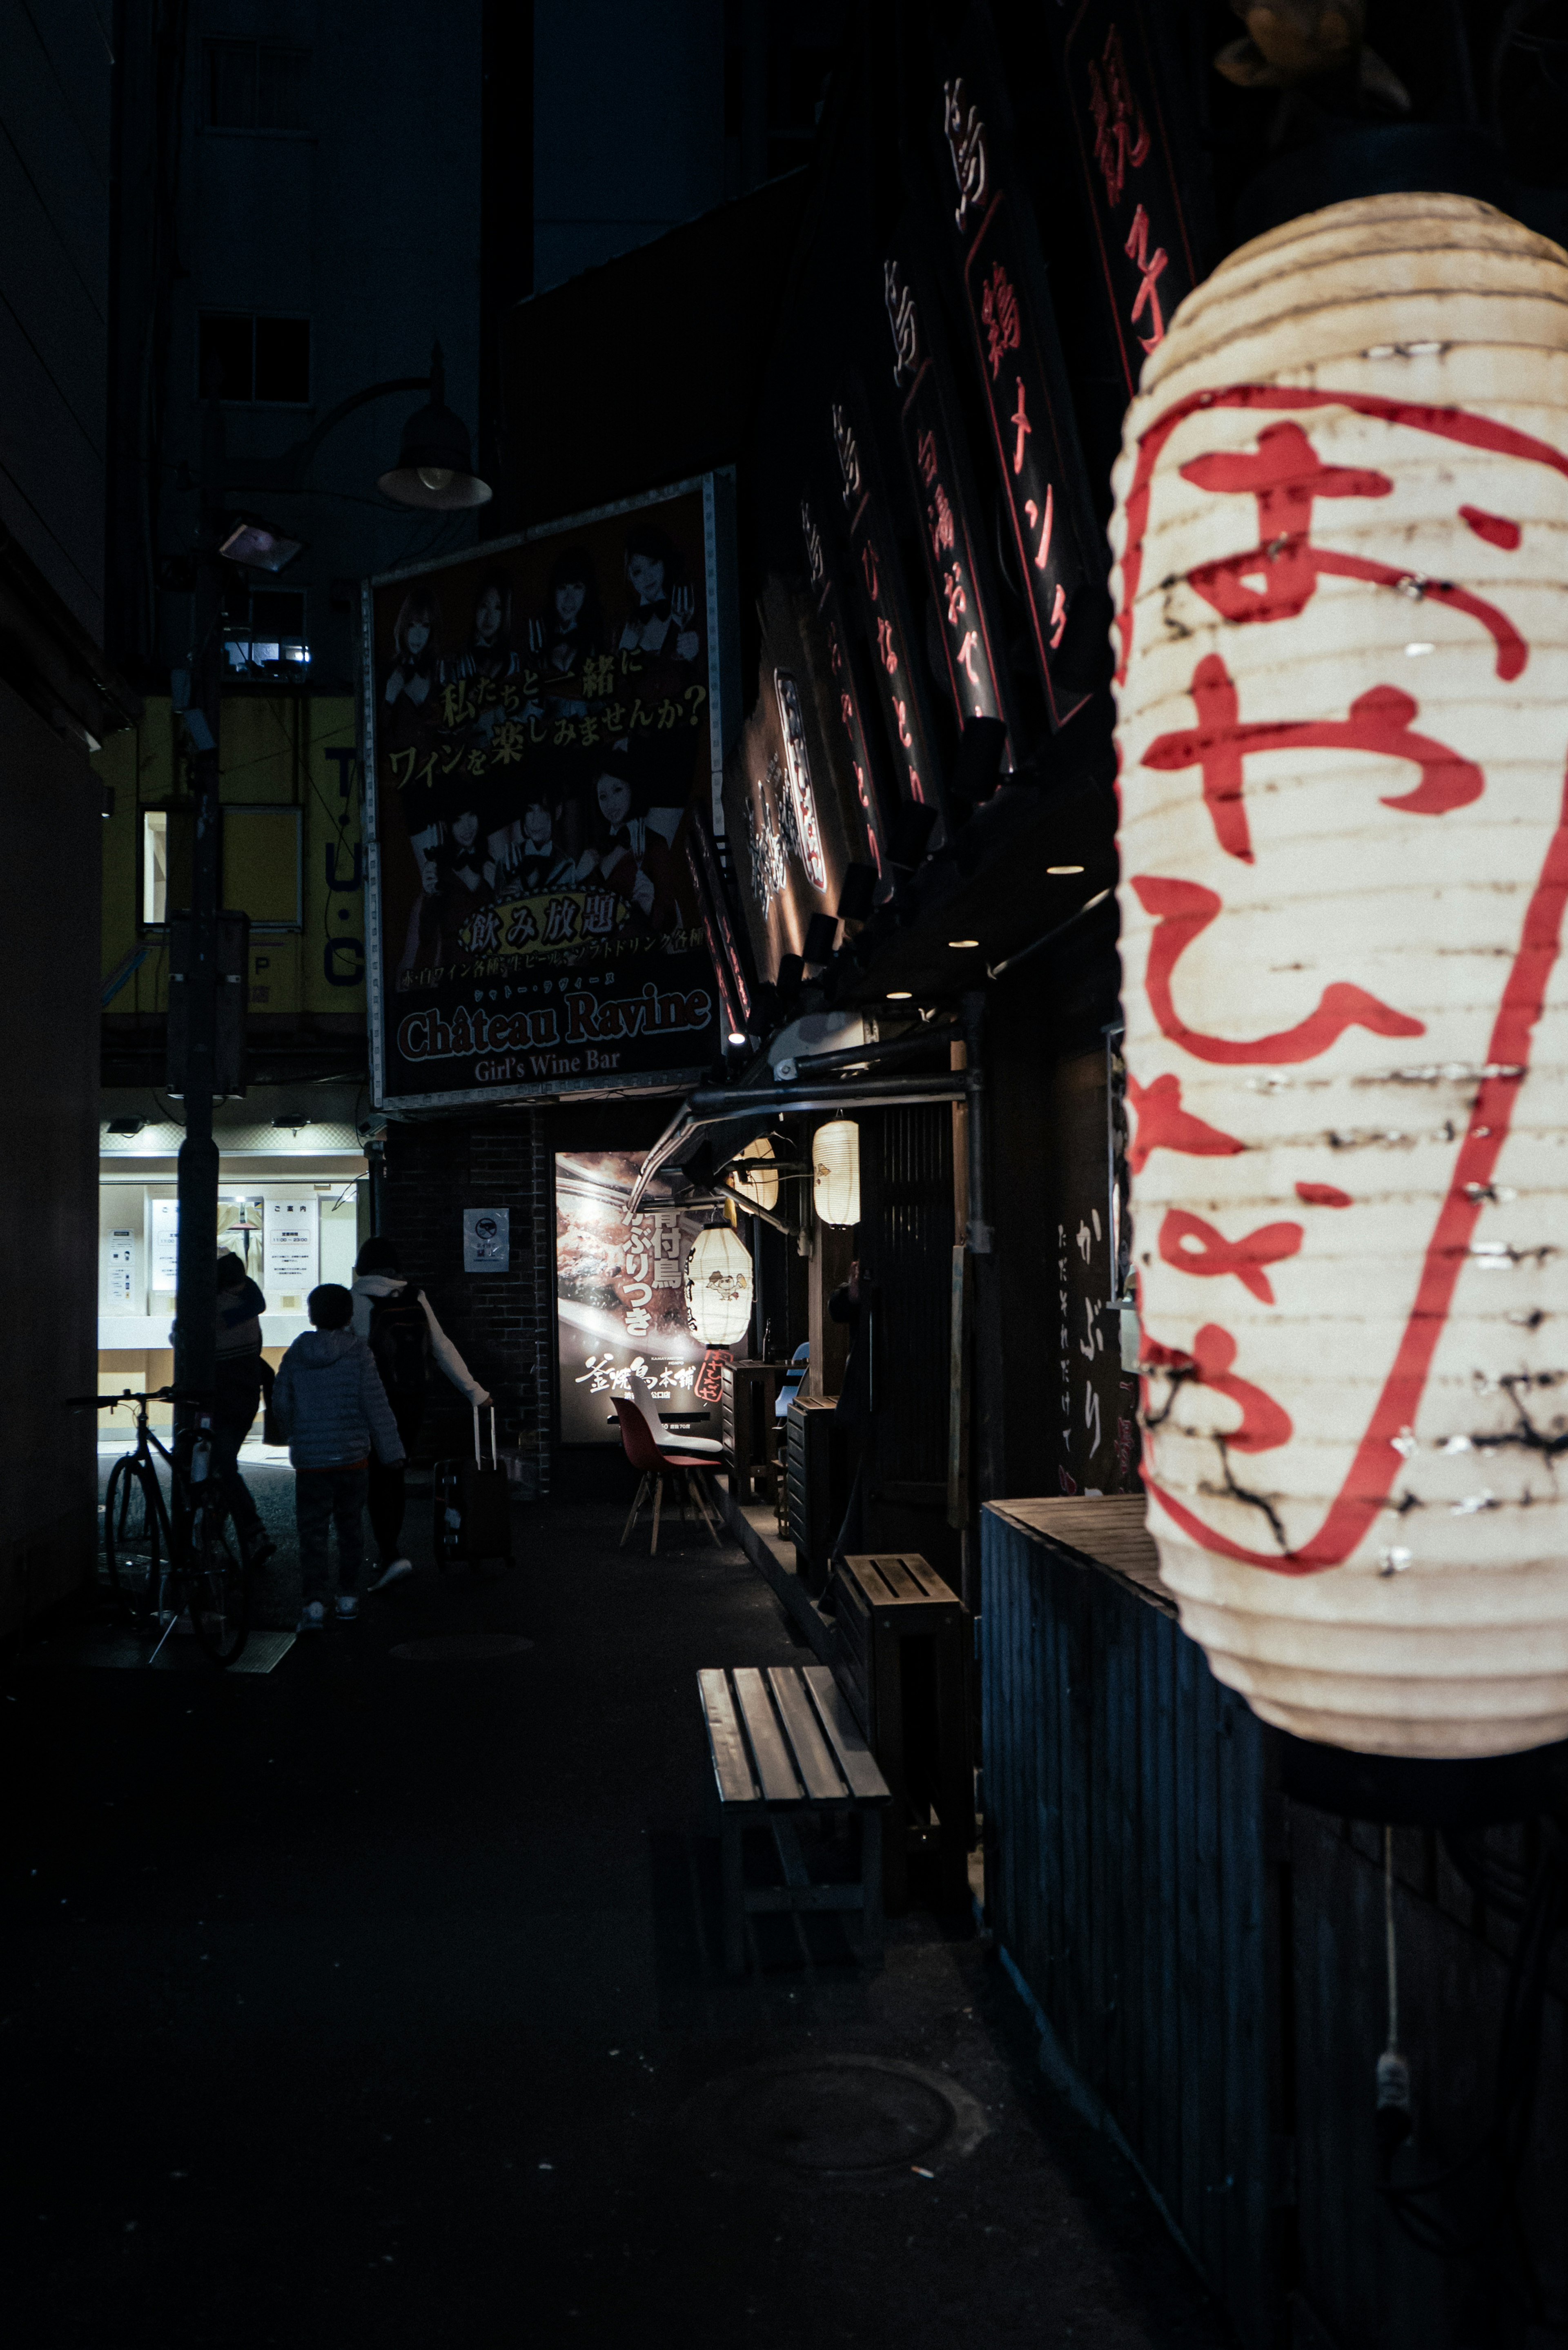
[165,346,488,1456]
[171,389,225,1451]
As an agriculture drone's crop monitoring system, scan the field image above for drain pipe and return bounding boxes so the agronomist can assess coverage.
[962,990,991,1256]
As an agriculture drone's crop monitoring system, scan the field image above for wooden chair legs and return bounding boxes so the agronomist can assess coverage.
[624,1466,721,1554]
[621,1473,650,1546]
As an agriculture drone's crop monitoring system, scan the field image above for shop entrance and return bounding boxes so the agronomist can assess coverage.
[97,1089,370,1454]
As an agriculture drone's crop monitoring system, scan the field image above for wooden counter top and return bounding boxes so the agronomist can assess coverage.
[984,1495,1175,1618]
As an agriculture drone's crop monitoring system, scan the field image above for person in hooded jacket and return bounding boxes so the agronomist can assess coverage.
[272,1283,405,1631]
[350,1236,490,1590]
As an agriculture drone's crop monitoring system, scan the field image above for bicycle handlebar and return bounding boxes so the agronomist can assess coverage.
[63,1388,211,1409]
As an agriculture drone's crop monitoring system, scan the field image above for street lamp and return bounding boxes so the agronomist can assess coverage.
[378,347,493,510]
[169,340,488,1473]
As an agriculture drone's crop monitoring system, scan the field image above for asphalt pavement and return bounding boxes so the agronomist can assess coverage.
[3,1482,1233,2349]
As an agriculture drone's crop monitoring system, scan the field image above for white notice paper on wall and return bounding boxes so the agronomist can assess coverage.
[463,1207,509,1272]
[102,1230,135,1310]
[151,1199,178,1291]
[265,1198,318,1291]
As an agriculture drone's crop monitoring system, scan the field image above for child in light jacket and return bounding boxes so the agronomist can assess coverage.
[272,1283,405,1631]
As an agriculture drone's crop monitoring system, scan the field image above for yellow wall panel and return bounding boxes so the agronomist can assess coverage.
[96,694,363,1022]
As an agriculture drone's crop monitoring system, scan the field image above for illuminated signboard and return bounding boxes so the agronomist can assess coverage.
[883,249,1014,753]
[828,389,947,821]
[801,491,895,885]
[554,1150,713,1446]
[940,72,1098,727]
[1055,0,1197,401]
[362,476,730,1109]
[722,575,875,984]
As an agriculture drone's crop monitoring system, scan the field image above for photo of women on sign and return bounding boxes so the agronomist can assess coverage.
[383,589,440,749]
[620,523,701,672]
[490,786,577,898]
[529,546,606,714]
[576,755,682,931]
[448,570,520,688]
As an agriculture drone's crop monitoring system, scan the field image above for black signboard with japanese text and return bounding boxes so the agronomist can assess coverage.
[882,237,1020,759]
[1050,0,1199,403]
[800,486,898,890]
[722,570,882,987]
[928,42,1104,729]
[362,477,732,1110]
[824,376,951,831]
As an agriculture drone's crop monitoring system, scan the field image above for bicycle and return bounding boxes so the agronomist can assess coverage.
[71,1389,250,1667]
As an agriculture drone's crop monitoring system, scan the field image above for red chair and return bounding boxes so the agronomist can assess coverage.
[613,1397,722,1553]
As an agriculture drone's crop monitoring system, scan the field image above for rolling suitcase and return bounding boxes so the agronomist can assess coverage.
[433,1404,512,1576]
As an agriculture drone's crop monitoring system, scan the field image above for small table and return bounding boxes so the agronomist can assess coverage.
[698,1664,892,1974]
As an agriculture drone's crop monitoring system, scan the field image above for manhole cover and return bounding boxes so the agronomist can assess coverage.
[388,1634,535,1662]
[687,2056,988,2184]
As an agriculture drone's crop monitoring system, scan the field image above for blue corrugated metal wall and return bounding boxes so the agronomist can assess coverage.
[981,1506,1282,2347]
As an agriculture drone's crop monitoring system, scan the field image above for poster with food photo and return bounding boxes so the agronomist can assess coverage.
[553,1151,715,1446]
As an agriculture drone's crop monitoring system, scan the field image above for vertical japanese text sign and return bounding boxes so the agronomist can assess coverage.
[883,250,1013,753]
[940,73,1095,727]
[800,492,895,884]
[1060,1,1196,402]
[828,390,946,821]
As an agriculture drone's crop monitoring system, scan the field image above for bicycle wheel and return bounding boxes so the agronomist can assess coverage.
[187,1500,249,1666]
[103,1457,161,1628]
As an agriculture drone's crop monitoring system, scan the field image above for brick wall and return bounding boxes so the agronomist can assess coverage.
[382,1109,554,1494]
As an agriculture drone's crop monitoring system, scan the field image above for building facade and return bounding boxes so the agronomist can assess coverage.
[0,7,136,1637]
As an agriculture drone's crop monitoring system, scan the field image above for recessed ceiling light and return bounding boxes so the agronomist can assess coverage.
[886,989,913,1000]
[1047,864,1085,875]
[948,939,980,949]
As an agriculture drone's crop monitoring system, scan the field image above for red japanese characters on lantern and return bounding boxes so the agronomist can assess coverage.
[1111,194,1568,1760]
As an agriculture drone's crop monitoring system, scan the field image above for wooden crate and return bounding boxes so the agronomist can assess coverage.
[832,1552,974,1914]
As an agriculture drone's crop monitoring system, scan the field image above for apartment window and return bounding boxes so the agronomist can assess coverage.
[143,810,169,926]
[225,588,311,678]
[206,42,310,131]
[141,809,192,927]
[198,313,310,404]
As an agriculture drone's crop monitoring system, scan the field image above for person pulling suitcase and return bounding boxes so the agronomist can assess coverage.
[434,1401,512,1574]
[350,1237,492,1591]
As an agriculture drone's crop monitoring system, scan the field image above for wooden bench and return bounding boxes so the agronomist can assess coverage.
[697,1664,892,1974]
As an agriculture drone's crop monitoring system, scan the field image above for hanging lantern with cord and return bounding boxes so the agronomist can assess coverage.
[812,1117,861,1228]
[728,1135,781,1213]
[684,1221,753,1349]
[1111,192,1568,1762]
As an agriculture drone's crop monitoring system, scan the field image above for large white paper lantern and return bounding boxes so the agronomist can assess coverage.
[1111,192,1568,1761]
[685,1222,753,1348]
[812,1118,861,1229]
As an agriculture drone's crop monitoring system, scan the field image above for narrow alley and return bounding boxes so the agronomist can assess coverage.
[4,1499,1227,2350]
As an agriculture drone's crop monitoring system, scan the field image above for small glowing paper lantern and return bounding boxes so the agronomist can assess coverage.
[1111,193,1568,1761]
[730,1136,780,1213]
[685,1223,753,1348]
[812,1118,860,1228]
